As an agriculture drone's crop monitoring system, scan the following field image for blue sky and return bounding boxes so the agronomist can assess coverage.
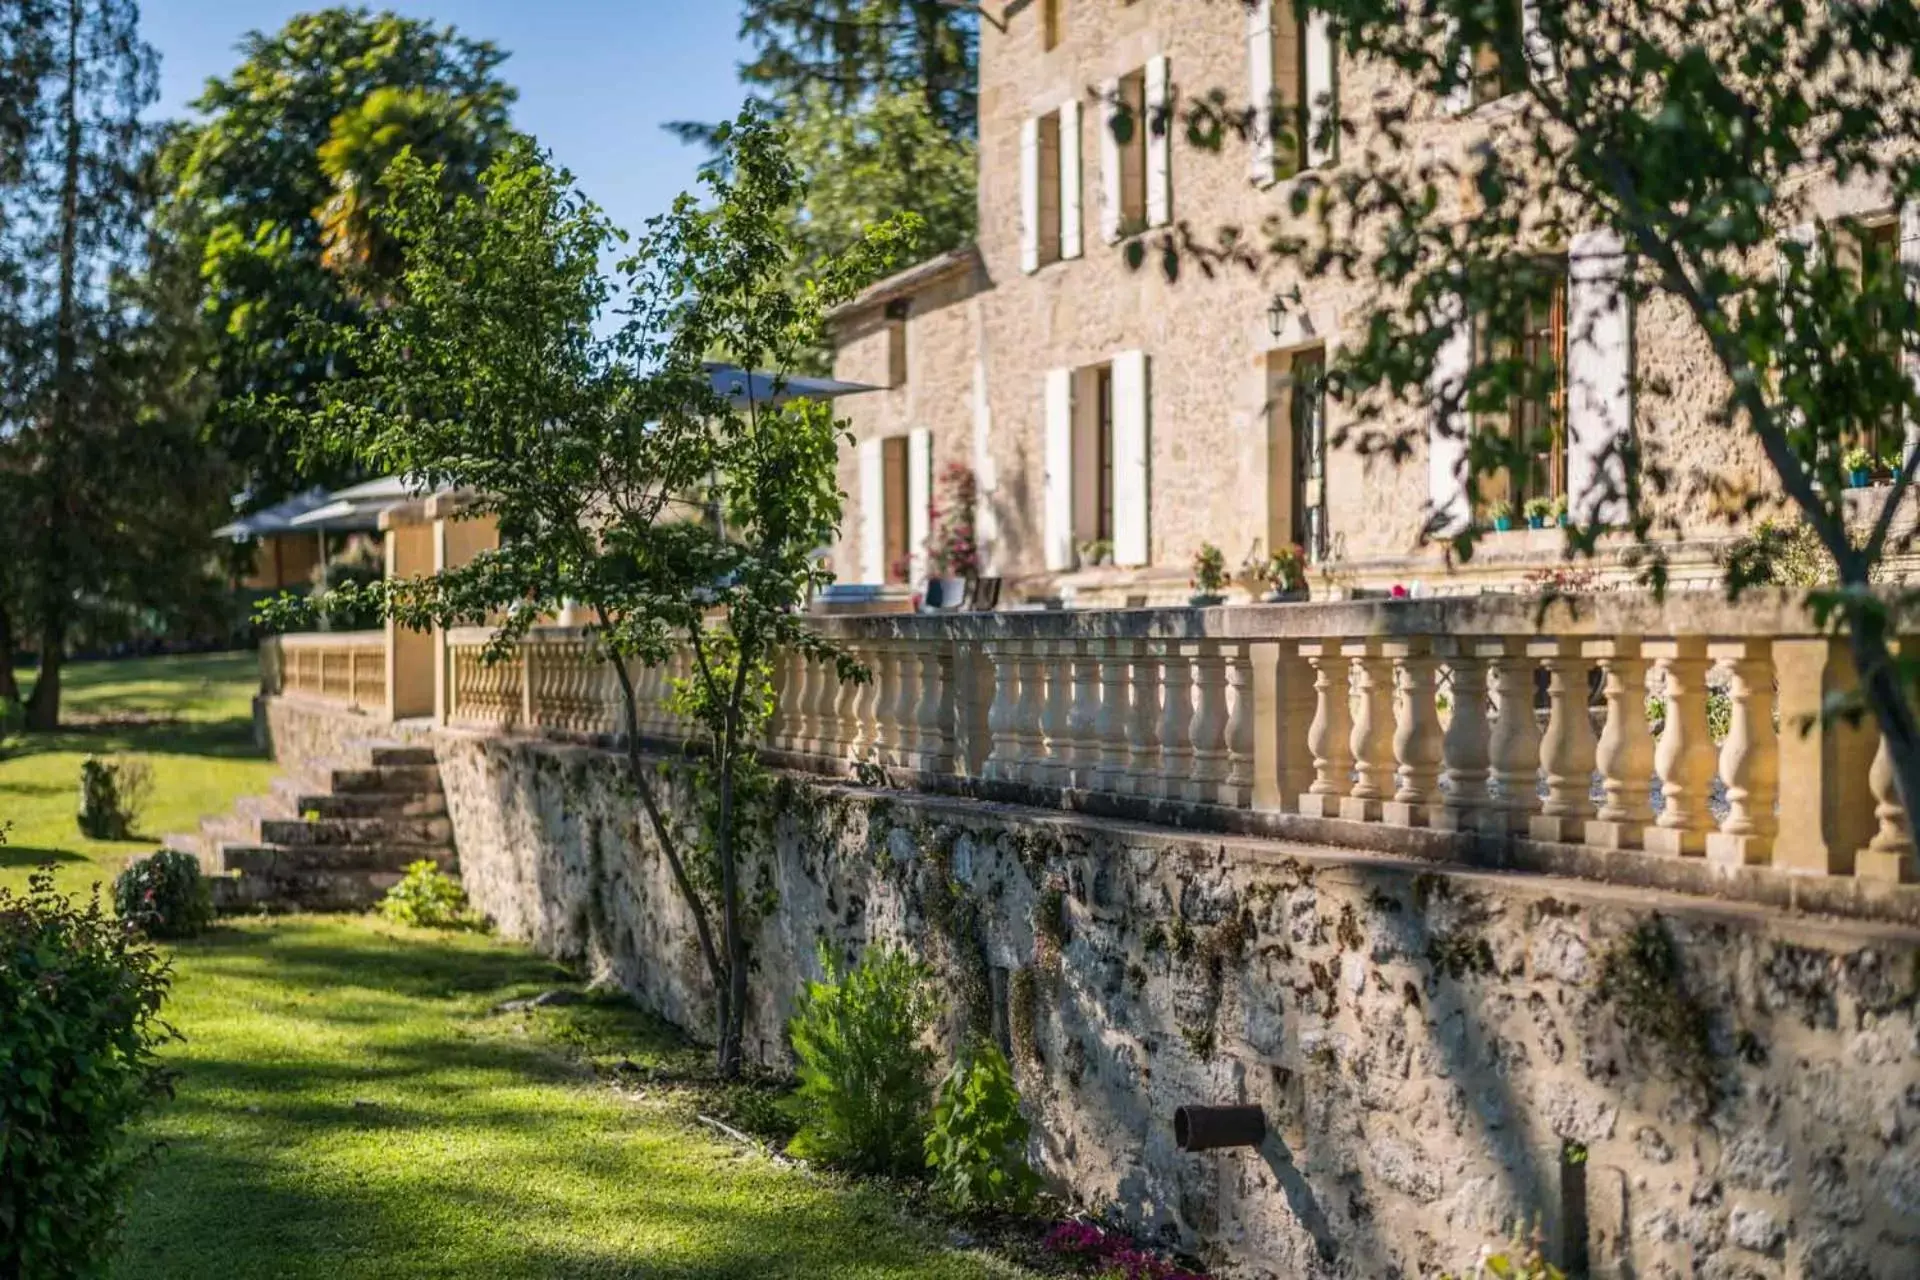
[146,1,751,237]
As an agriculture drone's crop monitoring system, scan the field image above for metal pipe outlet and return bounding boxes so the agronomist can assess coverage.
[1173,1104,1266,1152]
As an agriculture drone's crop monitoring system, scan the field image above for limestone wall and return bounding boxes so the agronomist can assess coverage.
[424,718,1920,1280]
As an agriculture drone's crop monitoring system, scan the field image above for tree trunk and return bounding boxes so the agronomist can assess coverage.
[714,671,750,1081]
[24,638,60,731]
[1848,619,1920,842]
[0,605,19,706]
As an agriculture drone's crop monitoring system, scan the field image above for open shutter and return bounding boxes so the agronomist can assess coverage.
[1427,297,1473,536]
[1567,229,1633,527]
[1099,78,1123,243]
[1304,7,1337,167]
[1044,370,1076,571]
[1020,116,1041,274]
[1522,0,1557,84]
[908,428,933,581]
[1247,1,1276,185]
[858,437,885,583]
[1903,204,1920,460]
[1112,352,1152,567]
[1146,55,1172,227]
[1059,99,1084,260]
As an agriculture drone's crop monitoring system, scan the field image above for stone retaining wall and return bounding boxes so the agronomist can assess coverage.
[268,698,1920,1280]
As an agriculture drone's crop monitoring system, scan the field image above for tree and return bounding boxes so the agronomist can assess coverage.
[737,0,978,139]
[162,8,514,502]
[266,110,920,1076]
[1136,0,1920,827]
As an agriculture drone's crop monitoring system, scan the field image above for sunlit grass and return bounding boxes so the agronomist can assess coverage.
[1,652,276,897]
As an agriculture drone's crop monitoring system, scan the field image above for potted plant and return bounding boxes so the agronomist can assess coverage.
[1523,495,1554,529]
[924,462,979,606]
[1254,544,1311,602]
[1551,494,1569,528]
[1488,499,1514,533]
[1843,445,1873,488]
[1881,450,1904,483]
[1077,538,1113,568]
[1189,542,1228,606]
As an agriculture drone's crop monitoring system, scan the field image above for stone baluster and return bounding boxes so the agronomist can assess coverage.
[1187,641,1230,805]
[1066,640,1102,791]
[1483,639,1542,832]
[1583,638,1655,848]
[1038,641,1074,791]
[847,644,877,768]
[890,642,924,768]
[1861,732,1917,882]
[915,644,954,775]
[1342,641,1395,822]
[787,651,811,754]
[982,641,1014,783]
[768,652,792,752]
[1383,639,1443,827]
[1124,640,1162,798]
[1009,641,1048,789]
[1529,639,1598,843]
[1706,642,1778,866]
[1645,637,1715,856]
[1434,644,1492,830]
[1220,643,1256,809]
[1157,643,1195,802]
[1092,639,1132,794]
[1297,640,1354,818]
[809,655,837,760]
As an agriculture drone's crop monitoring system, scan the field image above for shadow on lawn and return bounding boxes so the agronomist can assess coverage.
[20,718,265,762]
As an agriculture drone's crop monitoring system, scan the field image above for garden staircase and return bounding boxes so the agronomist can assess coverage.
[164,742,455,912]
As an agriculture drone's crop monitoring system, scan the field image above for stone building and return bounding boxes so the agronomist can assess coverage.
[826,0,1918,603]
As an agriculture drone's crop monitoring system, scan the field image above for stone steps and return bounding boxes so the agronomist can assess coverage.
[163,736,454,913]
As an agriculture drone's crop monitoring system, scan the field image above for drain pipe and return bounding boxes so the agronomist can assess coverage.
[1174,1105,1266,1152]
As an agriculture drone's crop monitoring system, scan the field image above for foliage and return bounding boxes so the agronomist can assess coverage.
[1152,0,1920,819]
[162,8,515,502]
[1189,543,1228,596]
[787,942,940,1175]
[76,756,152,842]
[1438,1241,1567,1280]
[254,107,918,1078]
[1252,544,1310,594]
[113,849,213,940]
[925,1039,1039,1213]
[377,860,485,932]
[926,461,981,578]
[1042,1222,1207,1280]
[0,870,176,1278]
[309,541,387,631]
[1596,916,1717,1109]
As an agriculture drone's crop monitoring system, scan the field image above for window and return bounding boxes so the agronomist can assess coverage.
[1289,349,1329,561]
[1022,101,1082,272]
[1117,69,1148,232]
[1471,0,1529,106]
[1271,3,1306,176]
[1070,363,1117,560]
[1479,258,1568,508]
[1045,354,1149,570]
[1037,110,1063,269]
[1042,0,1061,51]
[1855,218,1903,462]
[1095,365,1116,545]
[882,436,910,583]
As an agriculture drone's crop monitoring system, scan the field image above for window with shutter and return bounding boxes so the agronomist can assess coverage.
[1114,70,1148,234]
[1477,257,1569,511]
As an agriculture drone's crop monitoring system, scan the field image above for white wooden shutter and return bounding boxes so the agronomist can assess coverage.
[1304,8,1337,168]
[858,437,885,582]
[1044,370,1076,571]
[1020,116,1041,274]
[1567,228,1633,527]
[1247,1,1276,185]
[1112,352,1152,567]
[1099,78,1123,244]
[1522,0,1557,84]
[1427,296,1473,536]
[1902,204,1920,460]
[908,428,933,581]
[1059,99,1084,260]
[1146,55,1172,227]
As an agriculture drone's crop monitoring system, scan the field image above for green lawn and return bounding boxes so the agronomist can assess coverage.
[3,655,1028,1278]
[1,651,276,896]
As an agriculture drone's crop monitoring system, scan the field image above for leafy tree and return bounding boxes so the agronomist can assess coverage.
[1146,0,1920,822]
[737,0,977,140]
[162,8,514,502]
[264,109,919,1076]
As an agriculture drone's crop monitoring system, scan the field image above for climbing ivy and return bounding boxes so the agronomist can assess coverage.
[1596,916,1718,1110]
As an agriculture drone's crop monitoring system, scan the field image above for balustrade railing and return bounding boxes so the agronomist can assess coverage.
[286,595,1920,899]
[263,631,387,714]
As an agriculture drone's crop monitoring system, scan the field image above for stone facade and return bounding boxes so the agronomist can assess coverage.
[828,2,1913,604]
[331,702,1920,1280]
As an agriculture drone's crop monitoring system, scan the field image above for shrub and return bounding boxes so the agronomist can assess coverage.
[787,942,939,1175]
[113,850,213,940]
[1043,1222,1207,1279]
[76,756,153,841]
[376,860,485,931]
[926,1039,1039,1213]
[0,870,176,1278]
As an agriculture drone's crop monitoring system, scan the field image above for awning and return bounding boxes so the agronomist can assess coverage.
[212,487,332,540]
[705,363,876,406]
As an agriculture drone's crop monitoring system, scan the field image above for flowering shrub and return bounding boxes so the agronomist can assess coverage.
[1253,544,1309,594]
[113,849,213,940]
[1188,543,1227,596]
[926,462,980,579]
[1042,1221,1208,1280]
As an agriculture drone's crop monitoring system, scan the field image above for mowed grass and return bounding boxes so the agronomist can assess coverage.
[120,917,1027,1280]
[0,651,276,896]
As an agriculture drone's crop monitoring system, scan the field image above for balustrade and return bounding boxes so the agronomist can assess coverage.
[274,593,1920,903]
